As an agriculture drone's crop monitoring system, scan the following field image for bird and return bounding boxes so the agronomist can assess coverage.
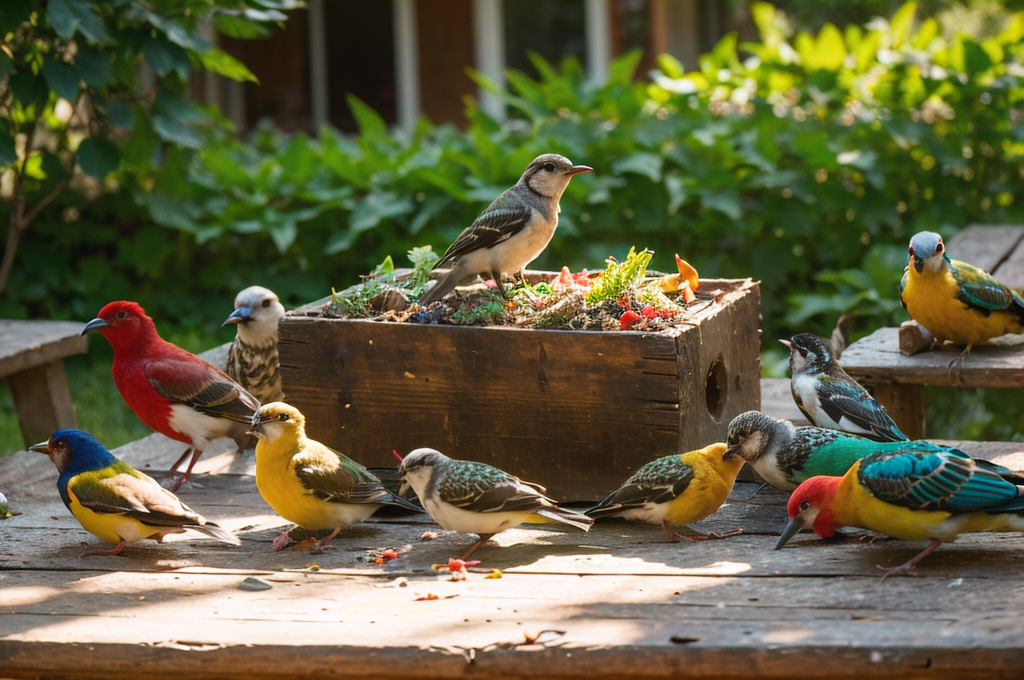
[249,402,420,552]
[899,230,1024,382]
[722,410,1023,492]
[781,333,907,442]
[585,443,745,541]
[31,429,240,556]
[418,154,593,305]
[223,285,286,404]
[775,447,1024,579]
[81,301,259,490]
[397,447,593,559]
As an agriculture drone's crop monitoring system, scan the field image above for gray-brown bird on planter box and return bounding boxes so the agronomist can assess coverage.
[223,286,285,404]
[419,153,593,305]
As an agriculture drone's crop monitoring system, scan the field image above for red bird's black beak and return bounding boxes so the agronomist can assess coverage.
[81,318,109,336]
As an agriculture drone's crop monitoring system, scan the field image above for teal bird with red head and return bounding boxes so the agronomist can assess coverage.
[776,447,1024,579]
[32,429,240,556]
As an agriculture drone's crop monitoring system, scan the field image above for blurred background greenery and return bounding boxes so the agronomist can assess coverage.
[2,0,1023,453]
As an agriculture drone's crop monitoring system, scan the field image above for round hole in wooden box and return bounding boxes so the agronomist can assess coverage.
[705,355,727,420]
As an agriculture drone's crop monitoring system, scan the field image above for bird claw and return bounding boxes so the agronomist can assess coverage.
[878,562,918,581]
[271,533,297,551]
[685,529,745,541]
[945,351,969,387]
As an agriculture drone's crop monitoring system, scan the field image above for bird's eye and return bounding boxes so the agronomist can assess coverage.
[936,242,944,253]
[55,440,63,448]
[544,162,555,172]
[800,501,810,511]
[908,246,914,254]
[278,413,289,421]
[116,311,128,319]
[262,299,271,308]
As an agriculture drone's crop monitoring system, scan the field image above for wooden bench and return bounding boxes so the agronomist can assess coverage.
[839,225,1024,438]
[0,320,88,445]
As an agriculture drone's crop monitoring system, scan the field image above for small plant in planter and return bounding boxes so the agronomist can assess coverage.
[323,245,709,332]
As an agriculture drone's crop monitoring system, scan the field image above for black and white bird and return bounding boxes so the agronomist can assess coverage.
[418,154,592,305]
[781,333,907,442]
[223,286,285,404]
[397,447,593,559]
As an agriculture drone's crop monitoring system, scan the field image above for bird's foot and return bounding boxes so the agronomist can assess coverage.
[309,527,342,554]
[859,532,893,544]
[878,561,918,581]
[945,348,971,387]
[79,540,127,557]
[458,534,493,560]
[684,529,745,541]
[271,532,297,552]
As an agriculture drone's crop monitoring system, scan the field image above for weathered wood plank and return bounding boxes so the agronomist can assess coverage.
[947,224,1024,275]
[842,327,1024,388]
[0,320,88,377]
[279,279,761,501]
[7,360,77,445]
[869,381,925,440]
[992,232,1024,290]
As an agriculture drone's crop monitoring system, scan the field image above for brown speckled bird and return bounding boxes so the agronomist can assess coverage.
[223,286,285,404]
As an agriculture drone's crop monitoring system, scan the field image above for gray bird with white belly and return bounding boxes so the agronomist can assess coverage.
[418,154,593,305]
[223,286,285,404]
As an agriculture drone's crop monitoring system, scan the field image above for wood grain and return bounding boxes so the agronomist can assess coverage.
[947,224,1024,275]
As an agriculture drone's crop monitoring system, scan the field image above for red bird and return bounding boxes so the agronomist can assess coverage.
[81,301,259,489]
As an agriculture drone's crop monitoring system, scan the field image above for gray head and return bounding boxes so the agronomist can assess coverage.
[398,447,450,492]
[223,285,285,345]
[780,333,832,375]
[518,154,593,200]
[723,411,791,463]
[908,231,947,274]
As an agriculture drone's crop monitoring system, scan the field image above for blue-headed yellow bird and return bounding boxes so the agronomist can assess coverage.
[249,403,420,553]
[782,333,907,442]
[899,231,1024,380]
[776,447,1024,579]
[585,443,745,541]
[31,429,240,556]
[398,447,593,559]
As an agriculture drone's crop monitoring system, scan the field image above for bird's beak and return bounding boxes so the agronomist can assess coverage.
[778,339,792,350]
[912,253,925,273]
[722,444,740,461]
[247,413,265,436]
[775,515,808,550]
[222,307,251,327]
[29,440,50,454]
[567,164,593,177]
[80,317,108,336]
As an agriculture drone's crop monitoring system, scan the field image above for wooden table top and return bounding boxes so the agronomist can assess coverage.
[3,433,1024,680]
[0,320,88,377]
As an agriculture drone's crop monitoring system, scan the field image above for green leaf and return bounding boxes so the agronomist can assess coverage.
[143,38,191,79]
[214,14,272,39]
[153,115,204,148]
[349,191,413,232]
[48,0,112,43]
[40,151,67,180]
[198,49,258,83]
[815,24,847,71]
[612,153,663,182]
[268,220,298,252]
[889,2,916,48]
[347,94,388,139]
[74,44,113,87]
[701,189,742,220]
[99,99,134,129]
[76,137,121,179]
[10,71,47,110]
[0,127,17,166]
[42,60,80,102]
[0,52,14,80]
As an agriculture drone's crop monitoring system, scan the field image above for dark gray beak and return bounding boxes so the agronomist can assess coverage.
[80,317,109,336]
[722,444,741,461]
[247,412,265,437]
[29,440,49,454]
[775,515,807,550]
[912,253,925,273]
[223,306,251,327]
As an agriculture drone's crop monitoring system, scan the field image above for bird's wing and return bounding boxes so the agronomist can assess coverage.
[857,446,1020,512]
[70,462,201,527]
[899,267,909,309]
[439,461,549,514]
[587,457,694,517]
[145,356,259,423]
[818,375,907,442]
[292,444,395,505]
[435,205,533,267]
[950,260,1016,313]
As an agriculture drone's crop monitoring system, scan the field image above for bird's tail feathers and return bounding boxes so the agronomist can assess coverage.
[385,492,423,513]
[535,507,594,532]
[190,520,241,546]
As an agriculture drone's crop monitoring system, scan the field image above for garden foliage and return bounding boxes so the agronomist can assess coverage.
[5,1,1024,345]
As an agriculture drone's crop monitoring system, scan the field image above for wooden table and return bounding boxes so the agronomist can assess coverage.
[3,433,1024,680]
[840,225,1024,439]
[0,320,88,445]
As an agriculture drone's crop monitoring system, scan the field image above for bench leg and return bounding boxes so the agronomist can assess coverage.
[8,360,77,446]
[868,382,925,440]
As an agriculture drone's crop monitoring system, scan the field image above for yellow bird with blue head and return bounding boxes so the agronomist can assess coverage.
[32,429,240,556]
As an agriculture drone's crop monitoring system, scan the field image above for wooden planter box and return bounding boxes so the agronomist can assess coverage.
[278,278,761,501]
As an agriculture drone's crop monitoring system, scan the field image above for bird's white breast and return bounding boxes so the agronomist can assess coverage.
[615,503,669,525]
[422,496,530,535]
